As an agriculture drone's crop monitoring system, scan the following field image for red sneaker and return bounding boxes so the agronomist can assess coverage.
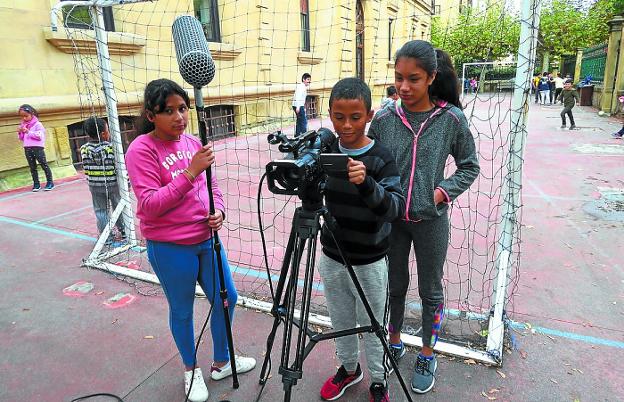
[320,364,363,400]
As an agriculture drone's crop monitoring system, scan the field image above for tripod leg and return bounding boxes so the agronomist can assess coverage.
[293,236,318,370]
[259,221,300,383]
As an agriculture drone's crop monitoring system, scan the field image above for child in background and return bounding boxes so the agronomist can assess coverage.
[17,104,54,191]
[538,72,550,105]
[380,85,399,109]
[557,79,579,130]
[611,95,624,139]
[370,41,480,394]
[125,79,255,402]
[318,77,405,402]
[532,74,541,103]
[80,117,126,243]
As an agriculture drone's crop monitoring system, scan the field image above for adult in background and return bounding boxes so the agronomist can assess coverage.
[548,73,556,104]
[553,73,565,104]
[17,104,54,191]
[292,73,311,136]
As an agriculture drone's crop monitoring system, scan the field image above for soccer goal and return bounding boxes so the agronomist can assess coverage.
[50,0,540,365]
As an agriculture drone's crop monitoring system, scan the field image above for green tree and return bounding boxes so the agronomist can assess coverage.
[539,0,624,58]
[431,5,520,70]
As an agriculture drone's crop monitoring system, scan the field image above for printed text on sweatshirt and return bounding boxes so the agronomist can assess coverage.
[125,133,225,245]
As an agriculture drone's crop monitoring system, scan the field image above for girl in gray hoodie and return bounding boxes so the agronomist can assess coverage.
[368,40,480,394]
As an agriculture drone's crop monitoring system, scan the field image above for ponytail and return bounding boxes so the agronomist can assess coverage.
[431,48,461,109]
[395,40,462,109]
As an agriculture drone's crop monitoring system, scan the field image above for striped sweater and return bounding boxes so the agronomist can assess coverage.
[80,141,118,189]
[320,140,405,265]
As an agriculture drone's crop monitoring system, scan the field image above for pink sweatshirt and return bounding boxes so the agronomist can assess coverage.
[125,133,225,245]
[17,116,46,148]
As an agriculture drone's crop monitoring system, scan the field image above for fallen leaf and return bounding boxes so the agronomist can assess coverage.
[519,350,528,359]
[96,291,104,295]
[464,359,477,365]
[111,319,118,324]
[481,391,497,400]
[573,368,583,374]
[496,370,507,379]
[144,335,154,339]
[550,378,558,384]
[488,388,500,394]
[546,335,556,342]
[22,308,30,311]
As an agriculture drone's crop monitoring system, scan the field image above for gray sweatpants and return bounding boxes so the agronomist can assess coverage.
[318,254,388,383]
[387,214,448,348]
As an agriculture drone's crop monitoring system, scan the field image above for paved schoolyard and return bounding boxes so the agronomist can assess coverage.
[1,99,623,401]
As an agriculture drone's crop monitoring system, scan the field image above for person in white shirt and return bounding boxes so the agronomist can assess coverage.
[292,73,311,136]
[554,73,565,104]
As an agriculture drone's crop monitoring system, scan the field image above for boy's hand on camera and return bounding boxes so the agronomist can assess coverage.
[347,158,366,185]
[207,209,224,231]
[188,145,214,177]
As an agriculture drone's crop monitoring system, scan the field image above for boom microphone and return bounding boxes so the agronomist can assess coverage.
[172,15,216,88]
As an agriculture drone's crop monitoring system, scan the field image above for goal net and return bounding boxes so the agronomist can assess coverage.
[51,0,537,364]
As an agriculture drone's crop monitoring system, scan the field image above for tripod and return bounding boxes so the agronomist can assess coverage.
[258,197,413,402]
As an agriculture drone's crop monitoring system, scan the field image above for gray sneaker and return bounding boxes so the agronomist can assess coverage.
[385,341,406,374]
[411,354,437,394]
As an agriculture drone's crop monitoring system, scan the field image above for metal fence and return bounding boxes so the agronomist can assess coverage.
[581,43,608,83]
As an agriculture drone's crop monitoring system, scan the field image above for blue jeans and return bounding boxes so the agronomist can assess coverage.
[293,106,307,136]
[90,185,124,235]
[147,239,238,366]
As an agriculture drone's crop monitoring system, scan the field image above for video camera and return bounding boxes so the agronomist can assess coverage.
[265,128,347,203]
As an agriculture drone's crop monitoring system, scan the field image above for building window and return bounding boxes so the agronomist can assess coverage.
[388,19,394,61]
[300,0,311,51]
[61,1,115,31]
[305,96,319,119]
[205,105,236,140]
[194,0,221,42]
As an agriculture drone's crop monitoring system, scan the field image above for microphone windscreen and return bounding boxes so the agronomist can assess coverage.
[172,15,216,88]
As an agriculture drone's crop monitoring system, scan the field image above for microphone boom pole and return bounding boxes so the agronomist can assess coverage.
[172,15,239,389]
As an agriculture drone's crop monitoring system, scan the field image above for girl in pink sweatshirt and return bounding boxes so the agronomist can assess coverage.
[17,104,54,191]
[124,79,255,402]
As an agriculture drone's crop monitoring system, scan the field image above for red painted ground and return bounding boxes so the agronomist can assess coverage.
[1,98,623,401]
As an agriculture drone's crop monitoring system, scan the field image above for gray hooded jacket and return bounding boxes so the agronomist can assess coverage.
[368,99,480,221]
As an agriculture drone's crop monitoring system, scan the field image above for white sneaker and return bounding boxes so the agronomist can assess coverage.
[210,355,257,381]
[184,368,209,402]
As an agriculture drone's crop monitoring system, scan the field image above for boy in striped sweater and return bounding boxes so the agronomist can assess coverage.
[81,117,126,243]
[318,78,405,402]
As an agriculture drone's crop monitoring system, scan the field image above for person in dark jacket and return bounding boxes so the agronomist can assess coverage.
[557,80,580,130]
[318,77,405,402]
